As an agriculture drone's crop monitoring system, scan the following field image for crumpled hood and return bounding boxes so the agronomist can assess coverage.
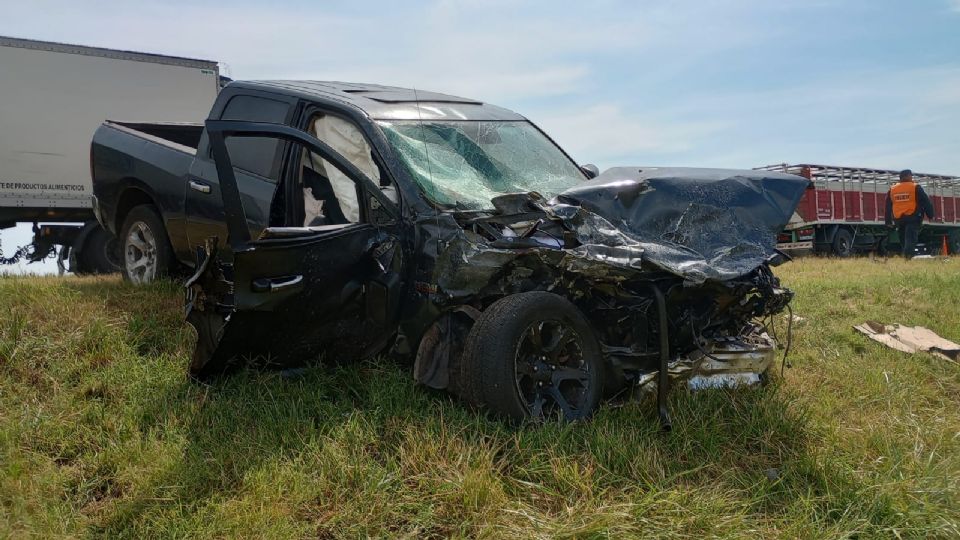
[555,166,809,282]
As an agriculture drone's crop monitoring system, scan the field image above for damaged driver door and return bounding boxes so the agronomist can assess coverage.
[186,120,403,378]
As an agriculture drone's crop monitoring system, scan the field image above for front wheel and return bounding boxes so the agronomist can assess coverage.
[120,205,172,284]
[459,292,603,422]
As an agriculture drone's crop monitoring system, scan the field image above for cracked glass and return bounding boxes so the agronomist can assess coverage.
[378,120,584,210]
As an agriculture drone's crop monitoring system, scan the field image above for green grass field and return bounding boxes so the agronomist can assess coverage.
[1,258,958,538]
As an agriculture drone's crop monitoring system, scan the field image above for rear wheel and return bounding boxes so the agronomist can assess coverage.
[77,226,121,274]
[460,292,603,422]
[832,228,853,257]
[949,230,960,255]
[120,205,172,284]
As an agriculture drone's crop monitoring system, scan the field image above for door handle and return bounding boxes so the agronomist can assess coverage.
[189,180,212,194]
[251,275,303,293]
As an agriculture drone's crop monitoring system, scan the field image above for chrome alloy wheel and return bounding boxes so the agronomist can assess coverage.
[124,221,158,283]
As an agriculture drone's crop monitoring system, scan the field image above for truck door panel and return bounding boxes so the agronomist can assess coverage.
[185,94,294,254]
[186,120,403,378]
[185,159,275,251]
[188,224,399,376]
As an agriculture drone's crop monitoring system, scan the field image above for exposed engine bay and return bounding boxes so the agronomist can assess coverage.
[410,167,800,427]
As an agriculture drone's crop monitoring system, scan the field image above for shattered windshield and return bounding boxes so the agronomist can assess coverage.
[378,120,585,210]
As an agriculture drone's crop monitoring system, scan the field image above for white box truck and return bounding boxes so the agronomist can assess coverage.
[0,35,220,273]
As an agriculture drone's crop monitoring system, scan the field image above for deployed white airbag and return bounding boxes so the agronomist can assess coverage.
[304,115,381,224]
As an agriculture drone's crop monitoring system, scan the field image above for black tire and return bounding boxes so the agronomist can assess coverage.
[949,230,960,256]
[77,226,121,274]
[119,205,173,284]
[876,235,890,257]
[832,228,854,257]
[460,292,603,422]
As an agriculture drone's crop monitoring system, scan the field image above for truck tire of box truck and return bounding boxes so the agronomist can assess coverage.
[27,221,121,274]
[72,223,121,274]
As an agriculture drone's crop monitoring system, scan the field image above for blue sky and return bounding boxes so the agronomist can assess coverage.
[2,0,959,272]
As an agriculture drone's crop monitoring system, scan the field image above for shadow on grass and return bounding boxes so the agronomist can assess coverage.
[92,356,899,535]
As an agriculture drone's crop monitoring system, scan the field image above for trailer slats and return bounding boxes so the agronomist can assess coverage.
[756,163,960,228]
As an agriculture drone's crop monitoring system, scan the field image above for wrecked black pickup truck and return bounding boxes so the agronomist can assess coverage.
[148,81,807,425]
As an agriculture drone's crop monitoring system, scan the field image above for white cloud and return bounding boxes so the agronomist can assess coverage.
[528,104,727,167]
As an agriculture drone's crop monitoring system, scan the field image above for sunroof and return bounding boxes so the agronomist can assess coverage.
[352,89,481,105]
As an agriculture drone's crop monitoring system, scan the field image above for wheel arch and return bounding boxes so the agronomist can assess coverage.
[114,181,160,234]
[815,224,841,245]
[412,305,481,391]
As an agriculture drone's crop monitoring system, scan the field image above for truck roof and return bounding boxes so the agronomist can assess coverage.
[235,80,526,122]
[0,35,218,70]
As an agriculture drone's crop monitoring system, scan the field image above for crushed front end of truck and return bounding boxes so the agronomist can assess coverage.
[184,116,808,426]
[410,167,805,427]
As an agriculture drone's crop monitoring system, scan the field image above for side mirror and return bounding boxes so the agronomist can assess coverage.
[580,164,600,179]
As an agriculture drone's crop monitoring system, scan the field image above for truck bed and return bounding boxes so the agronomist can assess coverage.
[91,121,202,237]
[104,121,204,154]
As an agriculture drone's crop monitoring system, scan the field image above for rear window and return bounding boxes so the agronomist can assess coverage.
[220,95,290,181]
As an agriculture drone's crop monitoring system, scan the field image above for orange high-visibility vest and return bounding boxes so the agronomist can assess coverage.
[890,181,918,218]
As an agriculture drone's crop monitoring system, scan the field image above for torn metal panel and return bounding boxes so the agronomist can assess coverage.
[413,306,480,390]
[184,237,234,378]
[387,179,798,399]
[854,321,959,362]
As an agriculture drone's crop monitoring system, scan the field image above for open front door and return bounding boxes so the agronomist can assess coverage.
[186,121,403,378]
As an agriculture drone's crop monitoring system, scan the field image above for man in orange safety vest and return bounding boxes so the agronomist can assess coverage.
[885,169,935,257]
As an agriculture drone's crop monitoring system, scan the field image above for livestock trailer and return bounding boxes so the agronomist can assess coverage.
[756,163,960,256]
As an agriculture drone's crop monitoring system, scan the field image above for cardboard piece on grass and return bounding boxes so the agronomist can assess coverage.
[853,321,960,362]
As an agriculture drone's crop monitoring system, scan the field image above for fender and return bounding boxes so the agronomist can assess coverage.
[413,305,481,390]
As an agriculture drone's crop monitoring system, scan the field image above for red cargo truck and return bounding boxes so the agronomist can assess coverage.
[755,163,960,256]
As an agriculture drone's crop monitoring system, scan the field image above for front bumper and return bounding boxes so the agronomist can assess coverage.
[637,331,777,392]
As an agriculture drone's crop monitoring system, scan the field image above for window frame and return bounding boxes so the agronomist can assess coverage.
[281,106,397,227]
[214,92,297,183]
[205,119,400,249]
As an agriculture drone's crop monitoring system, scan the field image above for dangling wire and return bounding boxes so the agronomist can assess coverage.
[780,304,794,377]
[689,319,726,363]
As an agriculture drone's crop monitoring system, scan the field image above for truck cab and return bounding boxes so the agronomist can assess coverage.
[94,81,556,280]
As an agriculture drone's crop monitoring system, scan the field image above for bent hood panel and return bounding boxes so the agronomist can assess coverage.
[557,167,809,282]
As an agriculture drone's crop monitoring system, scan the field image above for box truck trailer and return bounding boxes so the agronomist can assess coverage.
[0,35,220,273]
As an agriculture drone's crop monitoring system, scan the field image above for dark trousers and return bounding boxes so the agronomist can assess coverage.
[896,219,920,257]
